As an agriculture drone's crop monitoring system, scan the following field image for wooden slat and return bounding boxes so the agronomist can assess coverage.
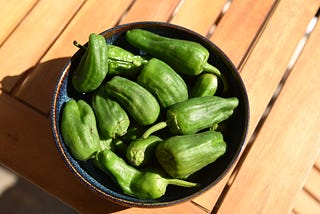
[13,0,133,114]
[210,0,277,66]
[0,0,38,45]
[119,0,181,24]
[0,0,84,92]
[216,15,320,213]
[194,0,278,209]
[315,154,320,170]
[170,0,227,35]
[293,189,320,214]
[303,167,320,202]
[0,90,207,213]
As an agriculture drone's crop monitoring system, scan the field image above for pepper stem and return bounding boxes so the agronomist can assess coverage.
[166,178,199,188]
[142,122,167,139]
[73,40,87,51]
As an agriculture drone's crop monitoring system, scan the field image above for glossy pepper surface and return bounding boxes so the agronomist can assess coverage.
[142,96,239,137]
[126,135,162,167]
[107,44,148,76]
[156,130,226,179]
[190,73,218,97]
[126,29,221,77]
[137,58,188,108]
[94,149,198,199]
[103,76,160,126]
[72,33,108,93]
[61,99,100,161]
[92,92,130,139]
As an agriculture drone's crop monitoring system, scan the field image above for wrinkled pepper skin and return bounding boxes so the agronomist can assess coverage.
[143,96,239,136]
[190,73,218,97]
[94,149,198,199]
[166,96,239,134]
[92,93,130,139]
[126,29,221,77]
[156,130,226,179]
[137,58,188,108]
[107,44,148,76]
[61,99,100,161]
[72,33,108,93]
[126,135,162,167]
[103,76,160,126]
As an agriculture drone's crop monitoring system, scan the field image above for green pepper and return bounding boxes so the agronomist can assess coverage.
[137,58,188,108]
[92,92,130,139]
[126,29,221,77]
[190,73,218,97]
[61,99,100,161]
[102,76,160,126]
[156,130,226,179]
[94,149,198,199]
[107,44,148,76]
[126,135,162,167]
[72,33,108,93]
[142,96,239,138]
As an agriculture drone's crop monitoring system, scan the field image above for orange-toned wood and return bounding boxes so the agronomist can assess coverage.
[210,0,277,66]
[303,167,320,202]
[216,18,320,213]
[119,0,181,24]
[193,0,319,210]
[0,0,84,92]
[0,0,38,45]
[292,189,320,214]
[13,0,133,114]
[170,0,227,35]
[315,154,320,170]
[240,0,319,138]
[0,90,205,213]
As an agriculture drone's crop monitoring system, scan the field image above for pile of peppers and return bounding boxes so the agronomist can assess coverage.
[61,30,239,199]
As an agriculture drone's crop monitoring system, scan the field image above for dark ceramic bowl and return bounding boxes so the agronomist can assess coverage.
[51,22,249,208]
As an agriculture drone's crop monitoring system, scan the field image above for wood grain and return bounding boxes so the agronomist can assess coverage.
[216,17,320,214]
[13,0,133,114]
[170,0,227,35]
[210,0,277,66]
[0,0,38,45]
[119,0,181,24]
[194,0,320,210]
[303,167,320,202]
[0,0,84,92]
[293,189,320,214]
[0,90,206,213]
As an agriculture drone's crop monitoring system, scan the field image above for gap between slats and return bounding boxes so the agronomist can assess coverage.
[212,7,320,213]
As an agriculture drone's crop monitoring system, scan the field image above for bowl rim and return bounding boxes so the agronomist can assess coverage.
[50,21,250,208]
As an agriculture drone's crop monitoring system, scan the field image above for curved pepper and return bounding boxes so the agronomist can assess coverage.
[61,99,100,161]
[103,76,160,126]
[94,149,198,199]
[142,96,239,138]
[72,33,108,93]
[126,29,221,77]
[137,58,188,108]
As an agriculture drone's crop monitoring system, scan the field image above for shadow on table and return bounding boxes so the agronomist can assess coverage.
[0,177,79,214]
[0,58,128,213]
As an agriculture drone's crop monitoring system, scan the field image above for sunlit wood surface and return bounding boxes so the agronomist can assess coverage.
[0,0,319,213]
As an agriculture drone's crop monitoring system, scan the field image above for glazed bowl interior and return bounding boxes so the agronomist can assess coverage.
[51,22,249,207]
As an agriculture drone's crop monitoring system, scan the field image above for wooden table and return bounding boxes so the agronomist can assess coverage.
[1,0,320,213]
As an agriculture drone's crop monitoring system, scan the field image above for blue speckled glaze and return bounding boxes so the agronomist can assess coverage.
[50,22,250,208]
